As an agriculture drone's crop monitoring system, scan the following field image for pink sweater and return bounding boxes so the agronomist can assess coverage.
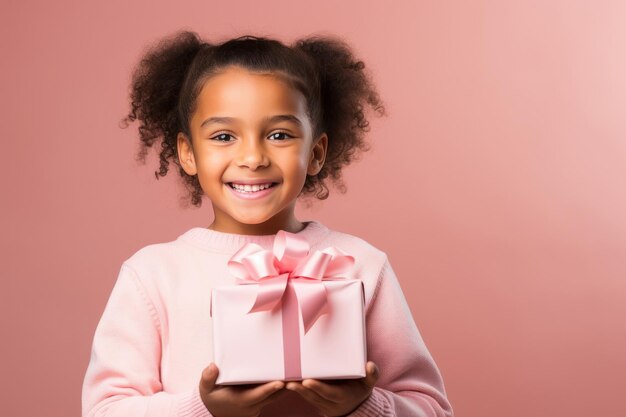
[82,220,454,417]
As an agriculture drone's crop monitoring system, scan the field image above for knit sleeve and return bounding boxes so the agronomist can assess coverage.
[81,263,212,417]
[342,257,454,417]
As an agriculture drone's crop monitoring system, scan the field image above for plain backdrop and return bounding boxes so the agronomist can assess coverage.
[1,1,625,416]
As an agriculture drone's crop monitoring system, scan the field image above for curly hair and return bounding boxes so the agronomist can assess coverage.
[120,30,387,208]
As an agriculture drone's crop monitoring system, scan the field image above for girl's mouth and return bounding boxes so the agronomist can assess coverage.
[226,182,279,200]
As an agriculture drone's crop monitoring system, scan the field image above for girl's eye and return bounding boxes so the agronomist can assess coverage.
[268,131,293,141]
[211,133,234,142]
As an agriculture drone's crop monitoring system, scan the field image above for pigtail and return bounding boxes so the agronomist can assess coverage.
[294,35,387,200]
[120,30,206,205]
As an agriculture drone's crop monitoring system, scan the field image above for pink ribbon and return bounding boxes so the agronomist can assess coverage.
[227,230,355,333]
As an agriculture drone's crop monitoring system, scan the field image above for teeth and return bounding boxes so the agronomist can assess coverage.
[230,182,274,192]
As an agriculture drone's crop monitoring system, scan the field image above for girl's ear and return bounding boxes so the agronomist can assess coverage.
[307,133,328,176]
[177,132,198,176]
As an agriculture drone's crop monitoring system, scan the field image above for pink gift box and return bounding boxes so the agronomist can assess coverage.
[209,278,367,385]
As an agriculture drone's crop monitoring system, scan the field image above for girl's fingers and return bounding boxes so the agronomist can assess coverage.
[301,379,343,403]
[200,363,219,393]
[286,381,330,406]
[253,386,288,408]
[243,380,285,405]
[363,361,379,388]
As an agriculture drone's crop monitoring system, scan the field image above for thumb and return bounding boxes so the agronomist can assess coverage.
[200,362,219,393]
[363,361,379,389]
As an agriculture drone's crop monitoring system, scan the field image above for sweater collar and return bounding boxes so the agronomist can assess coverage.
[177,220,330,253]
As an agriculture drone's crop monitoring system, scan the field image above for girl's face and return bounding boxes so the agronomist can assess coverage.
[177,65,327,235]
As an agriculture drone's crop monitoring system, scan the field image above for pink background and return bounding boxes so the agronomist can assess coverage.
[2,1,625,416]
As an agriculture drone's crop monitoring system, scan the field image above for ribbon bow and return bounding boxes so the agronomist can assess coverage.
[227,229,355,334]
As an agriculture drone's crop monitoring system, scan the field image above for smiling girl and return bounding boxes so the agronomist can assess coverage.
[81,30,454,417]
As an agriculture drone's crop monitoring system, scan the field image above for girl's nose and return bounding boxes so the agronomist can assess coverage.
[235,137,270,170]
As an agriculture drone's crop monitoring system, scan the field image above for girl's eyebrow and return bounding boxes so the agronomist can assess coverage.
[200,114,304,129]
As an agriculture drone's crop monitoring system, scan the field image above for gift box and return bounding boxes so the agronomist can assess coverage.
[209,230,367,385]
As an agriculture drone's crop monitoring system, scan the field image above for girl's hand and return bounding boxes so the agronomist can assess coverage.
[198,363,287,417]
[285,361,379,417]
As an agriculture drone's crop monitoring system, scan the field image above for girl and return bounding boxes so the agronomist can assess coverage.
[82,30,454,417]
